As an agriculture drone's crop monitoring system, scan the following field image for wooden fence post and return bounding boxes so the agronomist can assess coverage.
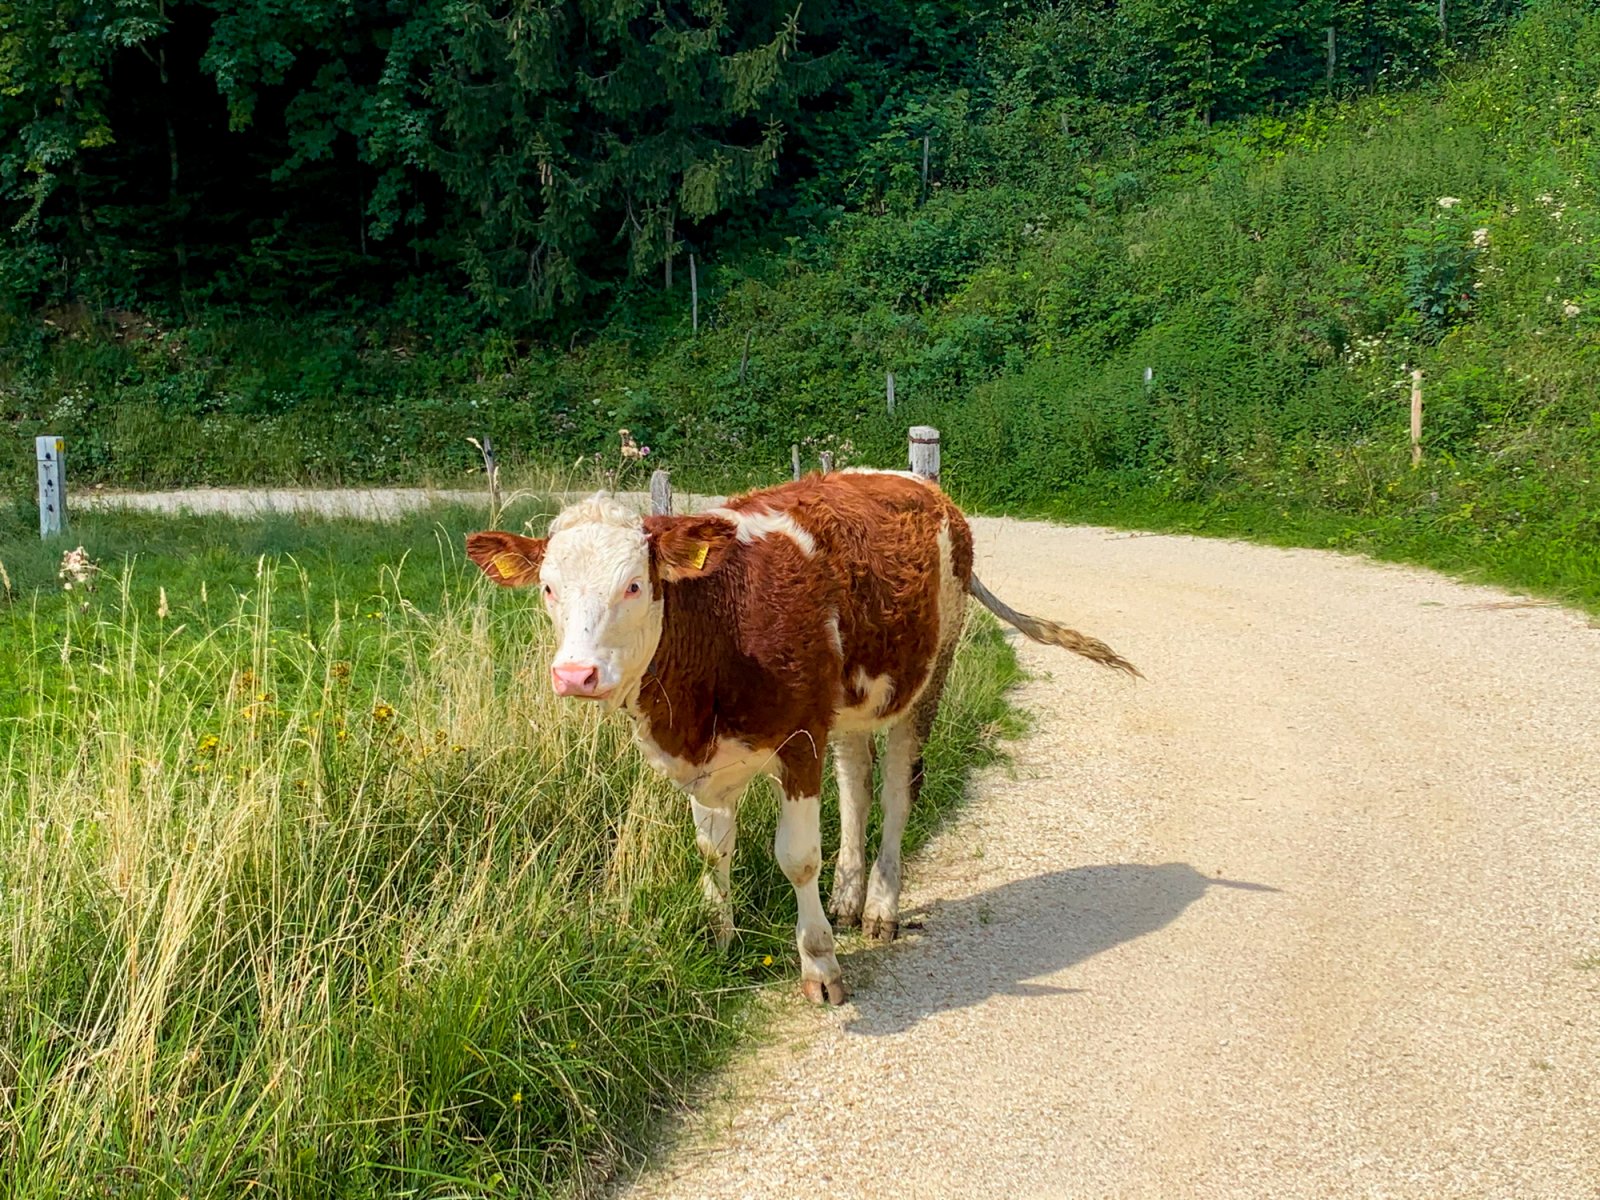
[650,468,672,516]
[1326,27,1336,85]
[690,253,699,334]
[886,371,896,415]
[819,451,833,475]
[791,443,802,482]
[36,435,65,539]
[1410,368,1424,468]
[483,435,501,518]
[909,426,940,483]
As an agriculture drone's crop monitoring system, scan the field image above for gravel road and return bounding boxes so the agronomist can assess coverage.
[624,516,1600,1200]
[86,488,1600,1197]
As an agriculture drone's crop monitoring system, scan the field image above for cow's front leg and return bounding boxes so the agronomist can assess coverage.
[691,795,738,949]
[776,786,848,1005]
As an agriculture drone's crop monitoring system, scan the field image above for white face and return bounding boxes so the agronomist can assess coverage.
[540,521,662,701]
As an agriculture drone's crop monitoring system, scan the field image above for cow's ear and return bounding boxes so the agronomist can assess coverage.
[647,515,738,583]
[465,531,547,587]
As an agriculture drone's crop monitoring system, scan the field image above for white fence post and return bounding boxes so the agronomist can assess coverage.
[819,451,833,475]
[886,371,896,415]
[650,468,672,516]
[36,435,65,539]
[909,425,940,483]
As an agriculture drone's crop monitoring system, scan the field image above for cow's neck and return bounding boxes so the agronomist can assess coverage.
[623,577,734,766]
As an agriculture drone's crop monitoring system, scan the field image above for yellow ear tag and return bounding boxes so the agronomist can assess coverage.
[689,541,710,571]
[491,552,526,579]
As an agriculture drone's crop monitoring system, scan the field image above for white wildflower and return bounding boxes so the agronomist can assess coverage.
[57,546,99,592]
[1471,228,1490,248]
[1437,196,1462,209]
[618,428,648,461]
[1562,302,1581,319]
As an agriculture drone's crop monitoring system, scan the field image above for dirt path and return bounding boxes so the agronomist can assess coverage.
[75,486,725,520]
[626,517,1600,1200]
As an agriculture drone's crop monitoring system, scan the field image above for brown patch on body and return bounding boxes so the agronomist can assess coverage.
[627,473,970,784]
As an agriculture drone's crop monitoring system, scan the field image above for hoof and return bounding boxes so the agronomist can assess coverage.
[861,915,899,943]
[828,875,864,928]
[829,904,862,930]
[801,977,850,1006]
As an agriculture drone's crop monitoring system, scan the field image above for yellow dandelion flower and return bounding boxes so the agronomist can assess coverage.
[761,955,773,967]
[372,702,395,723]
[512,1092,523,1106]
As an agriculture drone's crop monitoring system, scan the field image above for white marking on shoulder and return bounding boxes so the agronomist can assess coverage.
[706,506,817,557]
[825,608,843,659]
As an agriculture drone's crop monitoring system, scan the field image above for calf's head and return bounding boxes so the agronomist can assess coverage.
[467,496,736,702]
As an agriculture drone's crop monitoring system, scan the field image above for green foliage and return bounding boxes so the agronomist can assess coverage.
[5,2,1598,612]
[1,0,1523,320]
[2,0,833,316]
[1402,210,1483,340]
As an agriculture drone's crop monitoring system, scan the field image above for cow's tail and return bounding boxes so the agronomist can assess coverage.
[968,574,1141,677]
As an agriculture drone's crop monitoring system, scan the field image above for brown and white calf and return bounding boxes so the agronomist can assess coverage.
[467,470,1136,1004]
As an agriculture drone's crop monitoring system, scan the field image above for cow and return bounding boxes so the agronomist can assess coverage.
[466,469,1136,1004]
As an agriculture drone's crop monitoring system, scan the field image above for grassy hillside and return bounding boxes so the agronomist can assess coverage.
[5,1,1598,603]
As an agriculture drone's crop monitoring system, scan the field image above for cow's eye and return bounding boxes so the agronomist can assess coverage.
[625,581,642,597]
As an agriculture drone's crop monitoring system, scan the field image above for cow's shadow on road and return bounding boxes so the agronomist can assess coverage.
[838,862,1277,1037]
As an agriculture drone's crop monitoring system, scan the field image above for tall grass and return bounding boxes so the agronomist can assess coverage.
[0,515,1019,1196]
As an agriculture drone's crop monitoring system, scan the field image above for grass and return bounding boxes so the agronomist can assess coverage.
[0,505,1021,1198]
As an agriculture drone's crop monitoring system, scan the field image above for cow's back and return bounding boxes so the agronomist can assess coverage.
[723,471,971,727]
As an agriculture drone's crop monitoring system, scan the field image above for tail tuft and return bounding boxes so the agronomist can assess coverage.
[969,575,1141,678]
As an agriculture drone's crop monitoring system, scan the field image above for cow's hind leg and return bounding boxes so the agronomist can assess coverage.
[862,643,954,943]
[777,742,847,1005]
[827,731,873,928]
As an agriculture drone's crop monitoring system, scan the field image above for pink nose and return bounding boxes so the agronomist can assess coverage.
[550,662,603,697]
